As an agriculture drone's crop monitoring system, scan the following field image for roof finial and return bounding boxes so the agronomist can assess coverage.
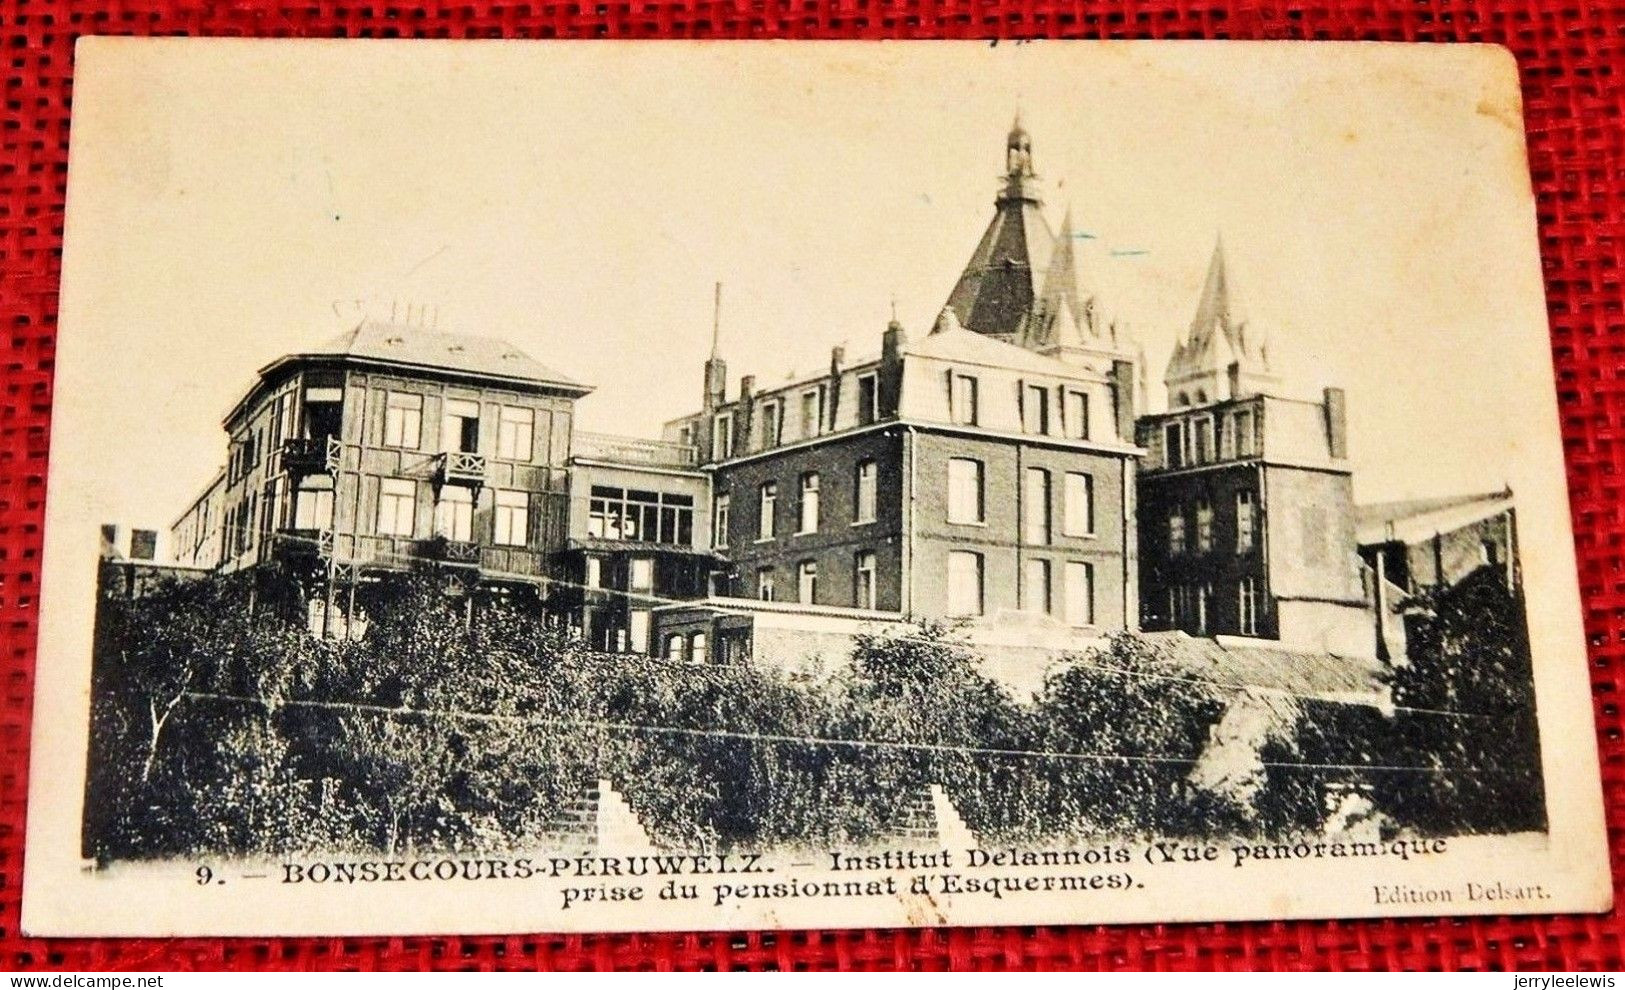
[1006,110,1033,178]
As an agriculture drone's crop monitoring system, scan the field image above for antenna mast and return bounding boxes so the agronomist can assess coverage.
[711,281,723,358]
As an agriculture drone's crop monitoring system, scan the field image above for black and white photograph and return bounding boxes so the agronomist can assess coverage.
[23,39,1608,936]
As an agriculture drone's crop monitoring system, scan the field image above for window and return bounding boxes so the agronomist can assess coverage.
[797,561,818,603]
[1196,583,1211,635]
[1196,498,1214,552]
[665,634,685,662]
[1022,383,1050,435]
[445,398,480,454]
[800,387,825,439]
[587,486,695,545]
[585,556,602,588]
[293,476,334,530]
[689,632,708,664]
[760,399,782,449]
[1169,511,1186,556]
[498,406,534,461]
[629,557,653,592]
[854,460,877,524]
[304,390,342,441]
[628,611,649,654]
[947,551,984,617]
[798,472,820,533]
[1063,473,1094,537]
[1192,416,1214,465]
[1238,577,1259,635]
[1022,558,1051,614]
[1232,409,1255,457]
[854,551,877,609]
[711,412,734,461]
[377,478,416,536]
[1063,389,1089,440]
[384,392,423,448]
[1164,421,1185,469]
[951,374,979,426]
[494,490,529,546]
[856,373,878,425]
[758,482,777,541]
[1023,468,1050,544]
[947,458,984,524]
[712,493,730,549]
[1236,490,1256,552]
[757,567,776,601]
[434,485,474,541]
[1064,561,1094,626]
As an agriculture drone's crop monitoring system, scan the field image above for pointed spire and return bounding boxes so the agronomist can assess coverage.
[943,120,1051,341]
[1165,234,1278,404]
[1186,234,1233,348]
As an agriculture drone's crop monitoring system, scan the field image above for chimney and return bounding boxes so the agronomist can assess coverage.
[703,355,728,412]
[1323,386,1348,459]
[880,320,908,418]
[129,529,158,562]
[1110,359,1137,442]
[826,347,846,428]
[1226,361,1242,400]
[99,524,123,561]
[736,375,756,446]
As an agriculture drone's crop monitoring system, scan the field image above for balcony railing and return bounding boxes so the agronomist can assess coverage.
[281,437,340,476]
[436,539,482,565]
[573,431,698,469]
[273,527,331,559]
[436,450,487,487]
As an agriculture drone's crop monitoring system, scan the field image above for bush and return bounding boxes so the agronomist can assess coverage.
[82,566,1547,860]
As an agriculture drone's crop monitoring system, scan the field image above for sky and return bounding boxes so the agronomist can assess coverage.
[55,39,1556,538]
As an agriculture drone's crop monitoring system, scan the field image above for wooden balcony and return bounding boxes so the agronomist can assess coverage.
[428,537,482,567]
[436,450,487,488]
[273,527,331,561]
[281,437,340,477]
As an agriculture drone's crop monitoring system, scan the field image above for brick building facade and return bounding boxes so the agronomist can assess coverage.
[161,119,1428,665]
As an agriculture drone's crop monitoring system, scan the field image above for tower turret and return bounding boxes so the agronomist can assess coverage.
[1162,236,1281,408]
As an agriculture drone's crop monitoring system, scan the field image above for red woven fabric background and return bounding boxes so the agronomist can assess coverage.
[1,0,1622,972]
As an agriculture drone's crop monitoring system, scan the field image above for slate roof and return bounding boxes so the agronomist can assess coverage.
[908,319,1106,380]
[1127,631,1388,702]
[943,188,1056,341]
[288,320,587,392]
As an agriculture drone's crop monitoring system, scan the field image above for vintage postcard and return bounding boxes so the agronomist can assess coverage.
[22,38,1609,936]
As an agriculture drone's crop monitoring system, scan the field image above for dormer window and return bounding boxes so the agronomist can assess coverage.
[950,374,979,426]
[711,411,734,461]
[1021,383,1050,435]
[800,386,825,439]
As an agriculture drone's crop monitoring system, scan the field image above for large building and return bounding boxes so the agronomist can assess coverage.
[652,120,1143,656]
[162,117,1414,665]
[170,320,592,632]
[1134,240,1376,656]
